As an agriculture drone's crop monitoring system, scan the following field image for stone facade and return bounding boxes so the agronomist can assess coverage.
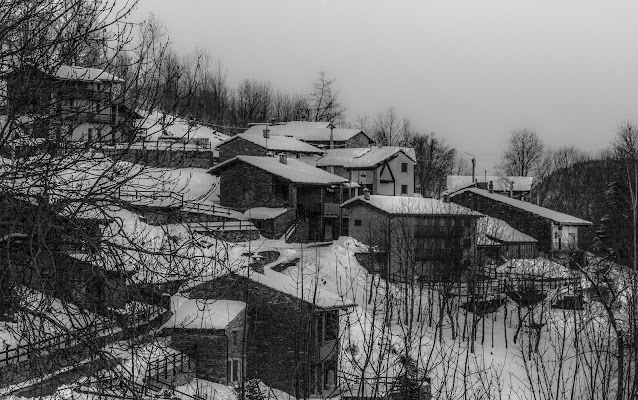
[165,308,246,385]
[451,191,554,253]
[252,209,297,239]
[305,132,374,149]
[219,162,297,212]
[219,137,267,163]
[345,203,479,281]
[103,148,215,169]
[186,274,333,398]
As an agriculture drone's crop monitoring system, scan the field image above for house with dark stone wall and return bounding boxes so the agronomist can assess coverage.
[184,269,356,398]
[208,155,354,242]
[161,298,247,386]
[341,193,482,281]
[450,188,592,255]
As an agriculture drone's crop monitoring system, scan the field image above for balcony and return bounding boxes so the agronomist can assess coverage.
[322,202,348,218]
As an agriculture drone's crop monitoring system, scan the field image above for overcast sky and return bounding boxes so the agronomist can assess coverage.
[134,0,638,174]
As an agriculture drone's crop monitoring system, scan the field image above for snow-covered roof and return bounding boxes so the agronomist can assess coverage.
[221,133,325,154]
[208,156,348,185]
[244,123,368,143]
[162,298,246,330]
[241,269,357,309]
[137,111,230,148]
[496,258,574,279]
[55,65,123,83]
[478,216,537,243]
[447,175,534,193]
[341,195,483,216]
[451,188,592,225]
[317,147,416,169]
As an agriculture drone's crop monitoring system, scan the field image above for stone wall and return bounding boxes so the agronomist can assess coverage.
[252,209,296,239]
[346,132,374,148]
[187,274,314,397]
[451,191,553,253]
[219,138,266,163]
[169,330,229,383]
[104,148,215,169]
[219,162,296,211]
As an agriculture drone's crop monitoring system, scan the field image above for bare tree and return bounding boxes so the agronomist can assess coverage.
[497,128,544,177]
[372,106,415,147]
[409,133,457,198]
[308,69,346,123]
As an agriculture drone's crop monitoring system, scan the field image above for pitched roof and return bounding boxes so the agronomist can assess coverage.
[478,215,537,243]
[317,147,416,169]
[162,298,246,330]
[341,195,483,216]
[447,175,534,193]
[243,123,368,143]
[242,269,356,309]
[55,65,123,83]
[208,156,348,185]
[221,133,324,154]
[452,188,592,225]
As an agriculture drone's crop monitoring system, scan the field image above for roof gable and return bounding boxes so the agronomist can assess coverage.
[317,147,416,169]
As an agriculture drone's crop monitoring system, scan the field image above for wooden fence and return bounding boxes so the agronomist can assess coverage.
[0,319,113,367]
[146,351,191,381]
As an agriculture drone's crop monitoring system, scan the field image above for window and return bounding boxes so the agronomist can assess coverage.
[232,330,239,346]
[401,163,408,172]
[354,219,362,226]
[228,358,241,383]
[401,185,408,194]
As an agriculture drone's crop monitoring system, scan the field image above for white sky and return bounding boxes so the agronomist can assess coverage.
[133,0,638,174]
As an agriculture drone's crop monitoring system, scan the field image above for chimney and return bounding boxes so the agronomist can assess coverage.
[488,181,494,193]
[279,153,287,164]
[363,188,371,200]
[329,124,334,150]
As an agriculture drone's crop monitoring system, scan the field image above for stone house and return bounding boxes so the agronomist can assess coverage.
[217,133,325,165]
[477,216,538,264]
[2,65,141,143]
[208,155,352,242]
[0,197,129,313]
[184,269,357,398]
[161,298,247,386]
[341,193,482,281]
[243,121,375,149]
[317,147,417,197]
[450,188,592,254]
[446,175,534,200]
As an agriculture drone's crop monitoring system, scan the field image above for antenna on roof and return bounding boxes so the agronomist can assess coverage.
[465,152,476,183]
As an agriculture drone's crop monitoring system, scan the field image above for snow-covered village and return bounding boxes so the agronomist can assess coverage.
[2,1,638,400]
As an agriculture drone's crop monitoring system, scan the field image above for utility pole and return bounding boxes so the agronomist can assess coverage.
[465,152,476,183]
